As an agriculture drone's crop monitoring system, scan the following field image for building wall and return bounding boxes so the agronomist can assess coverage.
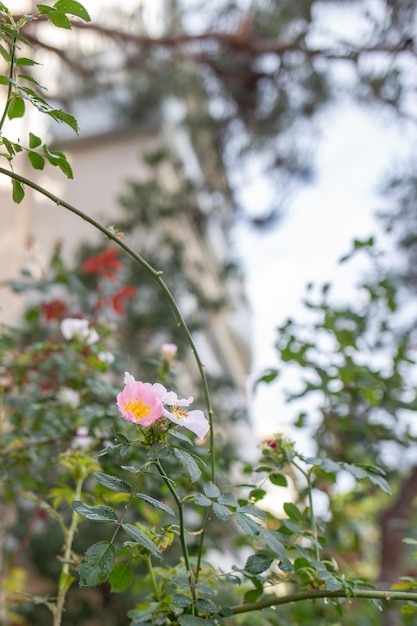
[0,121,251,395]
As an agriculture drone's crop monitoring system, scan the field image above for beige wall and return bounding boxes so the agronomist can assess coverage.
[0,127,160,325]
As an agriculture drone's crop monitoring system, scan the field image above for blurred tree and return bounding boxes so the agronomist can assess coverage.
[14,0,417,223]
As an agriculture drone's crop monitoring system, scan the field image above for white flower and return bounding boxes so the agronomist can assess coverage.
[61,318,99,345]
[153,383,209,440]
[98,351,115,364]
[57,387,80,408]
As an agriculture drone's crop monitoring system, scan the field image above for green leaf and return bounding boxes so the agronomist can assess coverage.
[78,541,116,588]
[195,493,212,507]
[0,44,11,63]
[37,6,72,29]
[236,512,262,538]
[109,562,133,593]
[12,178,25,204]
[54,0,91,21]
[95,472,131,494]
[46,108,79,133]
[178,616,216,626]
[43,147,74,179]
[283,502,303,521]
[122,524,162,559]
[244,554,274,575]
[243,587,264,603]
[173,448,201,483]
[29,132,42,149]
[269,473,288,487]
[8,96,25,119]
[135,492,176,517]
[16,57,40,66]
[28,151,45,170]
[238,505,266,522]
[212,503,232,520]
[260,529,287,561]
[72,500,118,522]
[218,492,238,507]
[203,482,221,498]
[172,593,193,608]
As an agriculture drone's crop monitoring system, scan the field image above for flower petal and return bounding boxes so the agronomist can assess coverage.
[162,407,209,439]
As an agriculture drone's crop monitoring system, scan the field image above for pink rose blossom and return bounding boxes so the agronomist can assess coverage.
[116,374,210,439]
[117,372,163,427]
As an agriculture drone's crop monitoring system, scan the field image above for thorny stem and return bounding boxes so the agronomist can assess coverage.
[0,166,216,485]
[231,589,417,615]
[156,460,196,607]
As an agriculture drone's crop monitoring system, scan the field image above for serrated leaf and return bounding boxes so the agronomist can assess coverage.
[72,500,118,522]
[212,503,232,520]
[122,524,162,559]
[149,443,170,459]
[218,492,238,507]
[12,178,24,203]
[261,529,286,560]
[78,541,116,588]
[46,108,79,133]
[283,502,303,522]
[244,554,273,575]
[238,505,266,522]
[28,151,45,170]
[109,562,133,592]
[203,482,221,498]
[172,593,193,608]
[38,6,72,29]
[16,57,39,67]
[236,512,262,538]
[173,448,201,483]
[54,0,91,21]
[29,132,42,149]
[95,472,131,494]
[135,492,175,517]
[8,95,25,119]
[195,493,212,507]
[178,616,216,626]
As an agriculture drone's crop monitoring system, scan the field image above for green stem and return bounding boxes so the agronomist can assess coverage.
[231,589,417,615]
[110,466,147,544]
[293,460,319,561]
[195,506,211,584]
[156,459,196,605]
[146,554,160,601]
[0,36,16,133]
[53,474,84,626]
[0,166,216,483]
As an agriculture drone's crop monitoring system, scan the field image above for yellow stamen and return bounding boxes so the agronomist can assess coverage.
[173,406,188,420]
[124,400,151,422]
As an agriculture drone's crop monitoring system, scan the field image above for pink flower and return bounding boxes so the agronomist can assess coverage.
[116,374,210,439]
[161,343,178,363]
[153,383,210,440]
[117,372,163,427]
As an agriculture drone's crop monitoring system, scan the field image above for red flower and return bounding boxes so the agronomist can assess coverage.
[111,285,136,314]
[81,248,122,280]
[43,299,68,321]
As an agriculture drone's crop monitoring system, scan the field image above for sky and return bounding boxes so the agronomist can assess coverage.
[236,103,415,440]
